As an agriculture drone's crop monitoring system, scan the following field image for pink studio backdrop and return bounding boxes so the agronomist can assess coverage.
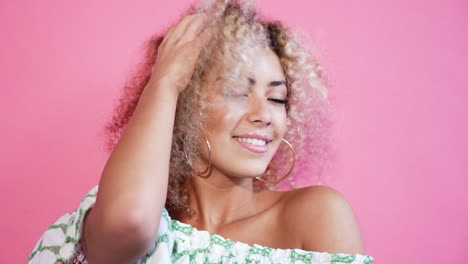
[1,0,467,263]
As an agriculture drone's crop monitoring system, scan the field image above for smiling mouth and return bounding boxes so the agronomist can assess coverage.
[232,136,269,146]
[232,136,270,153]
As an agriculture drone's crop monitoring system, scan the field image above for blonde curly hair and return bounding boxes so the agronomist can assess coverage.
[101,0,334,217]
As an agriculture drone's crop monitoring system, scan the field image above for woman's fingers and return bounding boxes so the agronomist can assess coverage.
[150,13,213,93]
[181,14,208,41]
[193,24,214,47]
[165,14,202,47]
[157,14,200,60]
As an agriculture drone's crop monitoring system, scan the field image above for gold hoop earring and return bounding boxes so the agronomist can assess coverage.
[187,133,212,178]
[255,138,296,185]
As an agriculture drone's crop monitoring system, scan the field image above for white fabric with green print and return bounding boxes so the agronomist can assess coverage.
[28,185,375,264]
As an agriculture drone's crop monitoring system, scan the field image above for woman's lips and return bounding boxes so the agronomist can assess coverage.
[233,138,269,153]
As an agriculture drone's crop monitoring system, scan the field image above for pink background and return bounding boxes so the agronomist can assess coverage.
[1,0,467,263]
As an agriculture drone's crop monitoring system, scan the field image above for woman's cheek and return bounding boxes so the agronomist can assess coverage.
[225,95,249,109]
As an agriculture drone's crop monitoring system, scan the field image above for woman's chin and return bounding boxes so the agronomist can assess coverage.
[229,168,268,180]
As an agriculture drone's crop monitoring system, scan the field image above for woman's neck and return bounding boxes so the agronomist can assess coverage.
[182,169,260,232]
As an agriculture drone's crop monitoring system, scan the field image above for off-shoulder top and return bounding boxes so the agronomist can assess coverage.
[28,185,375,264]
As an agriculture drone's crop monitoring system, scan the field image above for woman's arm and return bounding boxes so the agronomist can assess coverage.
[81,14,211,264]
[82,82,178,264]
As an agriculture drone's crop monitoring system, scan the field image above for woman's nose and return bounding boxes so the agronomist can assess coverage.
[246,96,272,126]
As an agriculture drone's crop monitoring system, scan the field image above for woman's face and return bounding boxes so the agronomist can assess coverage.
[196,47,288,179]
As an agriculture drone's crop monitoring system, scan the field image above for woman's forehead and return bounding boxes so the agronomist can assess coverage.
[209,53,284,81]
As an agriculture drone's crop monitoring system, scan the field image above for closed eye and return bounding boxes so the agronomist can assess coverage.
[269,98,288,105]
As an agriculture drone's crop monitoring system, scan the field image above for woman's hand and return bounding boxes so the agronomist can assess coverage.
[149,13,212,95]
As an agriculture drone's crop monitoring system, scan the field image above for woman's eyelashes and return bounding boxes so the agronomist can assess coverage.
[269,98,288,105]
[239,93,288,105]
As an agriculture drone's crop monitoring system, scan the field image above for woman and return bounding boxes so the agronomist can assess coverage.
[28,0,374,263]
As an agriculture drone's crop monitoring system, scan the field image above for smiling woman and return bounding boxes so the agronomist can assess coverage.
[28,0,374,263]
[196,47,289,181]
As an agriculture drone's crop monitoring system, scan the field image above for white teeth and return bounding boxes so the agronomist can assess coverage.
[234,137,267,146]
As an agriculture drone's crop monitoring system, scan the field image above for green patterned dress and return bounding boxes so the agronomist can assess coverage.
[28,185,375,264]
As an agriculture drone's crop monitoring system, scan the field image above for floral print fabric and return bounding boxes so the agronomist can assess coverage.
[28,185,374,264]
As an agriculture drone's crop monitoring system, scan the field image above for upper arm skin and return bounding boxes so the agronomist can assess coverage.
[283,185,367,255]
[82,205,157,264]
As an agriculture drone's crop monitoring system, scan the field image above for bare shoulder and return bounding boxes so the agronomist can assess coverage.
[279,185,367,255]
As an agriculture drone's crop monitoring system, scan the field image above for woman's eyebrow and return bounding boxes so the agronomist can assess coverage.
[247,77,286,87]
